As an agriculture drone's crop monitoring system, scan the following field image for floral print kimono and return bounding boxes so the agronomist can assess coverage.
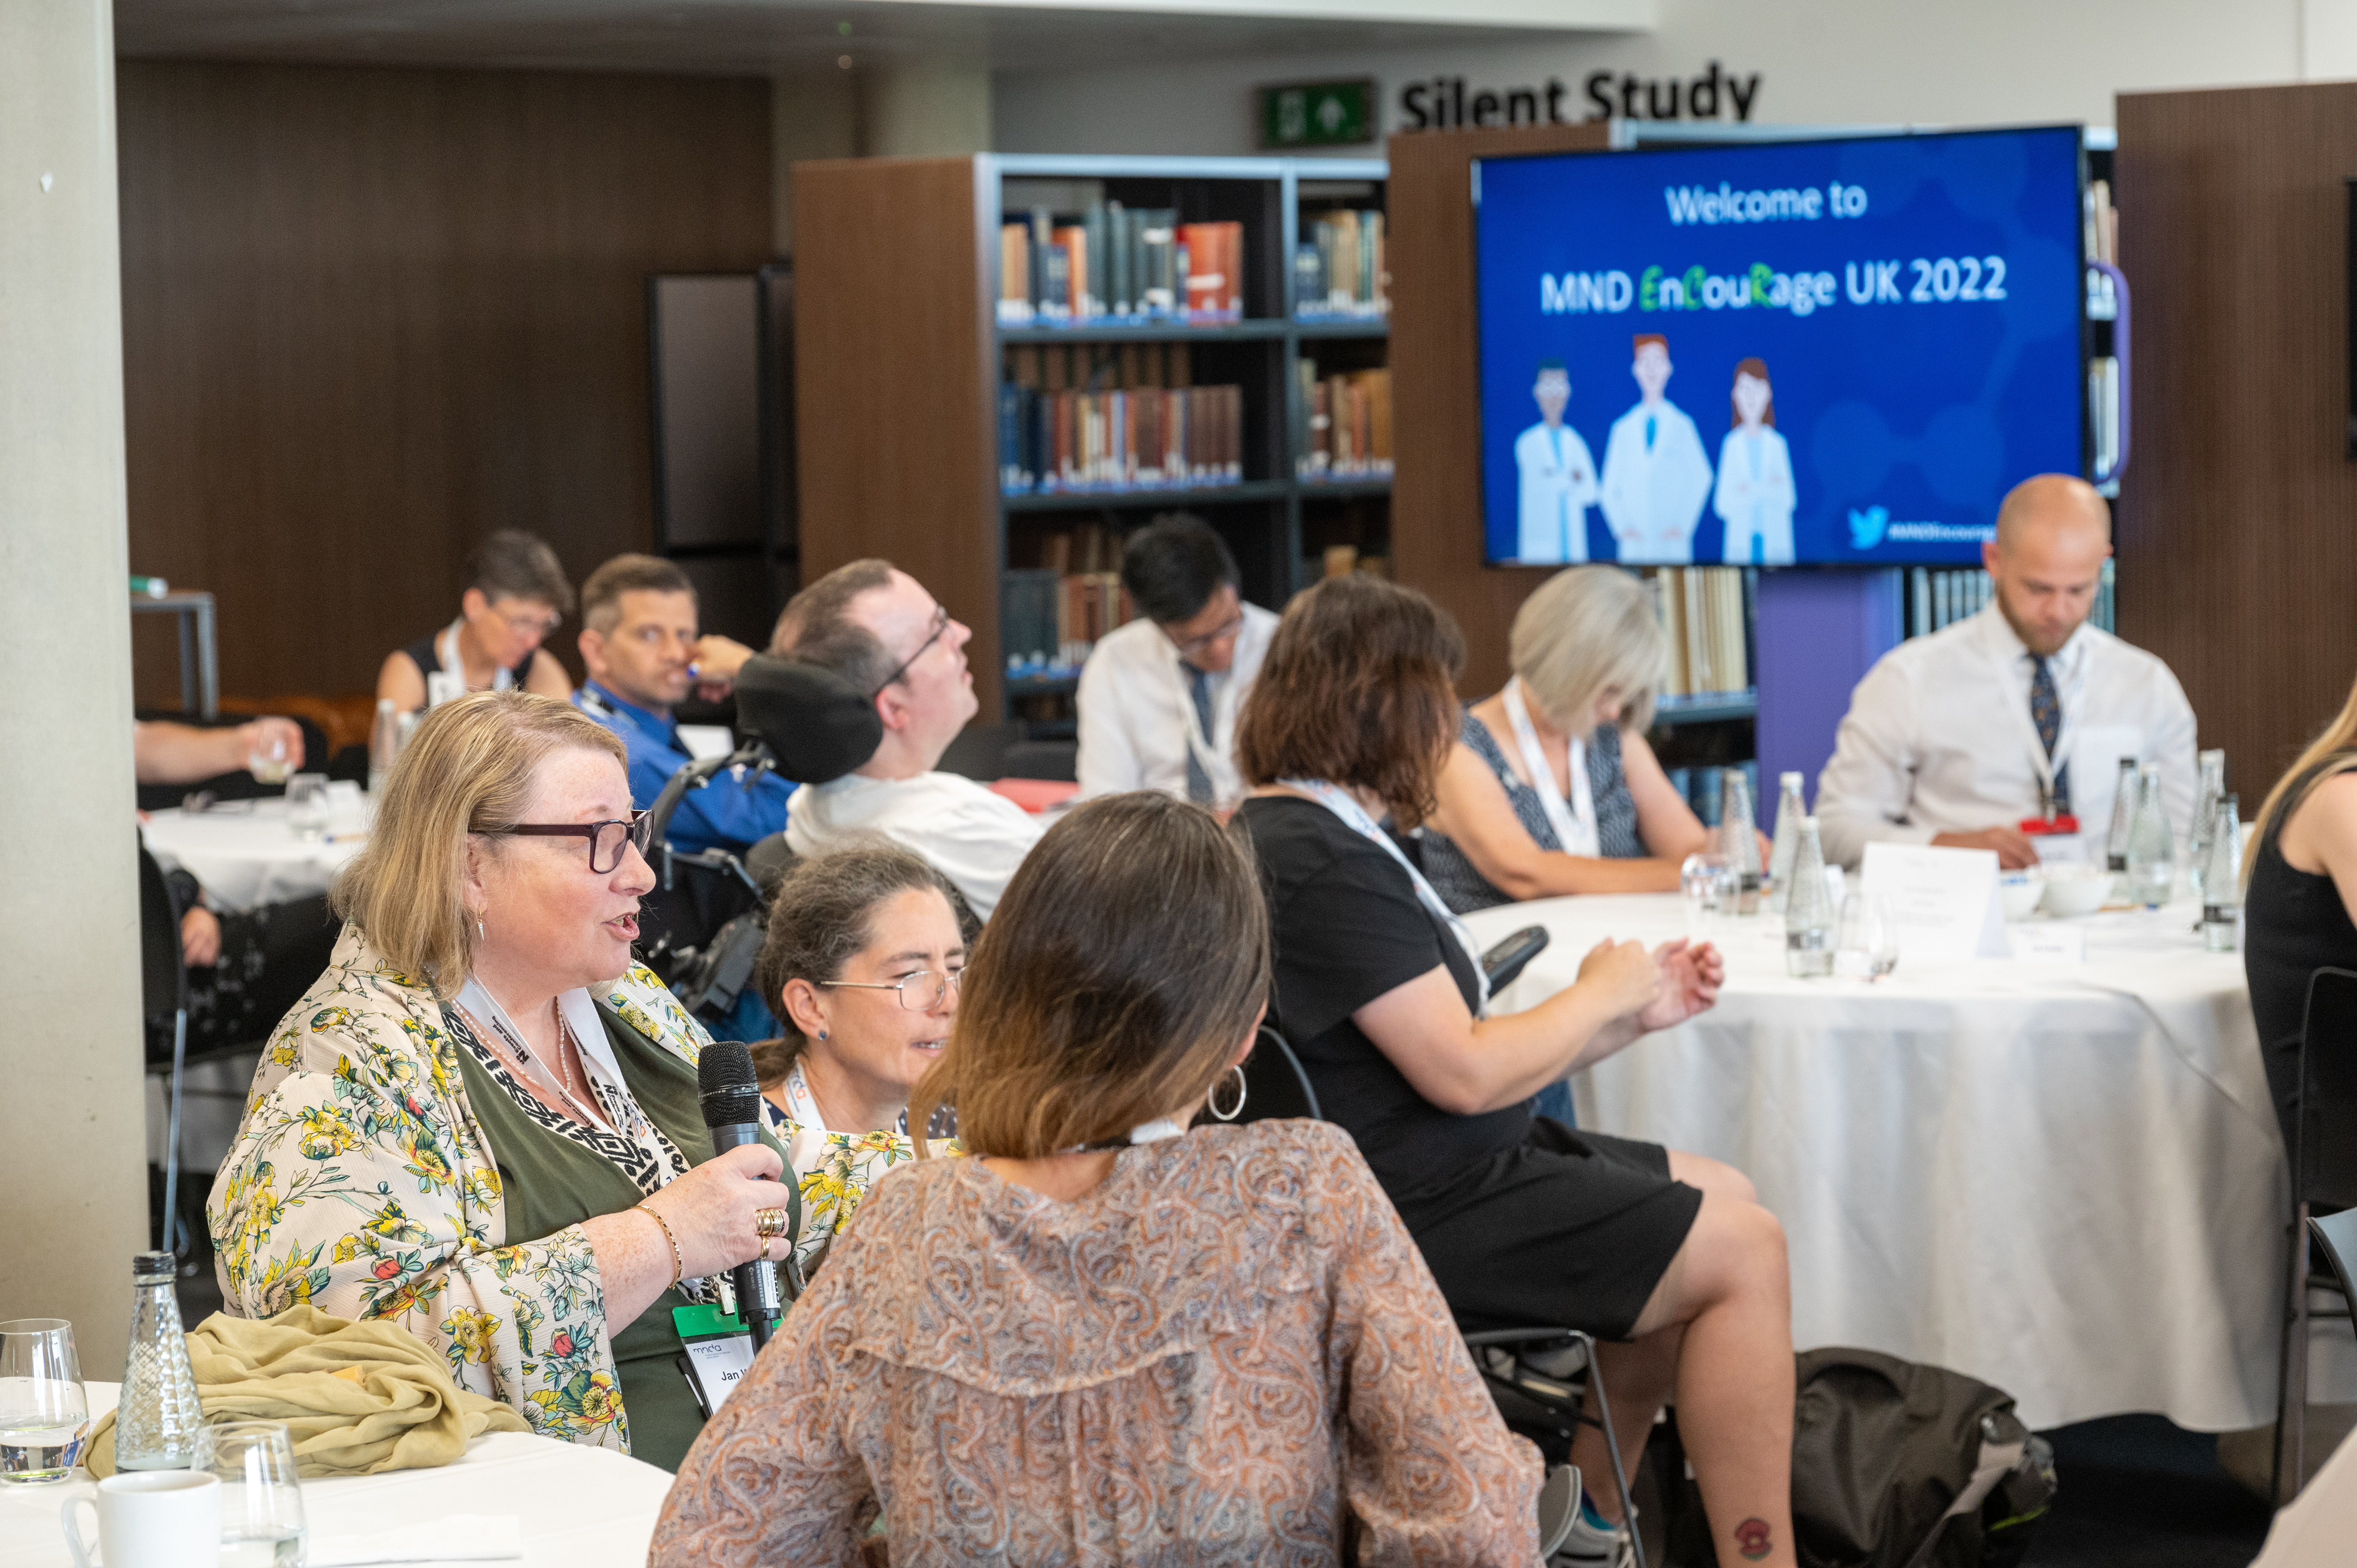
[758,1061,959,1278]
[207,926,714,1455]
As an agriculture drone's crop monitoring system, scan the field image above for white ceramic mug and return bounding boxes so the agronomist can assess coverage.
[61,1471,220,1568]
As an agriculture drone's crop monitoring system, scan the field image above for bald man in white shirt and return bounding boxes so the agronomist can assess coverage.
[1815,475,2198,870]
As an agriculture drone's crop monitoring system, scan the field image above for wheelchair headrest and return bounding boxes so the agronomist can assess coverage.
[735,654,882,786]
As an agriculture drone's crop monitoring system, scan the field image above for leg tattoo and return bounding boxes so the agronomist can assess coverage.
[1734,1518,1773,1561]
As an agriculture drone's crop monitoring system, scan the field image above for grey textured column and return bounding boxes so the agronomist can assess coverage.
[0,0,149,1376]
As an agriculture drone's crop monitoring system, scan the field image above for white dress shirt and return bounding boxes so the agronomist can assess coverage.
[784,770,1044,920]
[1815,603,2198,869]
[1074,602,1279,806]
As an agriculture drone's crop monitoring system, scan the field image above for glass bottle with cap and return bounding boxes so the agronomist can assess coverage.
[2104,755,2140,875]
[2202,793,2243,953]
[2186,749,2227,899]
[1766,772,1806,916]
[115,1253,203,1471]
[1784,817,1835,977]
[1719,768,1763,916]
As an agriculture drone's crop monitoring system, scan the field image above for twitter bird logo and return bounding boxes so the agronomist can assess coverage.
[1848,505,1890,551]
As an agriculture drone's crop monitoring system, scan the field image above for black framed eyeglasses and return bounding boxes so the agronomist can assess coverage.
[493,813,654,874]
[871,605,951,698]
[817,968,963,1011]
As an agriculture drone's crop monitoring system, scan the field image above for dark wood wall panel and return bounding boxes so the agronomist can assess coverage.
[2116,82,2357,800]
[1387,122,1610,696]
[117,61,772,704]
[790,157,1000,716]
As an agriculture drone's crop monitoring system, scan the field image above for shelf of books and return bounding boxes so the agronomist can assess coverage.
[1641,565,1760,824]
[986,154,1391,727]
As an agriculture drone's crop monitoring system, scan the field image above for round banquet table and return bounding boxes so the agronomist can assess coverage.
[1462,890,2343,1434]
[0,1384,674,1568]
[140,795,368,913]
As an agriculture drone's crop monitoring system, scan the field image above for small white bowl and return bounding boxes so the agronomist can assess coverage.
[2041,868,2112,918]
[1998,872,2046,921]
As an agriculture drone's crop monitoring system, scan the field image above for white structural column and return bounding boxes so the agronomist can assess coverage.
[0,0,149,1373]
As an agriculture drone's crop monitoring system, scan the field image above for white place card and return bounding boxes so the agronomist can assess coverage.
[1861,842,2009,966]
[2006,924,2087,963]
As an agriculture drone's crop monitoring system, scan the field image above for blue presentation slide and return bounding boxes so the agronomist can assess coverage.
[1474,127,2085,567]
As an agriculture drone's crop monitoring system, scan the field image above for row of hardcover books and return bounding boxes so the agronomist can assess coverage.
[1295,366,1394,481]
[998,383,1245,496]
[1650,567,1752,697]
[1001,567,1135,678]
[1294,210,1390,320]
[998,207,1245,326]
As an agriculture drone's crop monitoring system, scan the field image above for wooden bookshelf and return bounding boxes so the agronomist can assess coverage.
[793,153,1391,726]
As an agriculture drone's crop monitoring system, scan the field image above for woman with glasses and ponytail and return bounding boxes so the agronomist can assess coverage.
[656,792,1551,1565]
[208,691,790,1472]
[748,838,966,1279]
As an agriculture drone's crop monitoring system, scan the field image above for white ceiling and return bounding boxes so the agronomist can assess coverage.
[112,0,1635,76]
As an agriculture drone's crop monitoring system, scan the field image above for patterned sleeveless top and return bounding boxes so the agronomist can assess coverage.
[1423,708,1644,915]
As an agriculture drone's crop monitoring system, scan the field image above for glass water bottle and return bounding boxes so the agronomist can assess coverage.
[115,1253,203,1471]
[1720,768,1762,915]
[1784,818,1836,978]
[2186,749,2228,899]
[2124,762,2176,909]
[2202,793,2243,953]
[1766,772,1806,916]
[2104,755,2141,875]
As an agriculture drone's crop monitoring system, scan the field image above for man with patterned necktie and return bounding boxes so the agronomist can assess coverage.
[1815,474,2198,870]
[1076,514,1279,810]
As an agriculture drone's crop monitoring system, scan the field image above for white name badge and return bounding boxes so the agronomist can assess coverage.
[2006,924,2087,964]
[673,1305,756,1416]
[1861,843,2009,966]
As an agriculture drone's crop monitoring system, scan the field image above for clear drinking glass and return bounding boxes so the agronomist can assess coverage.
[284,774,331,843]
[1835,892,1901,980]
[0,1319,88,1485]
[246,733,291,786]
[209,1421,307,1568]
[1680,852,1736,938]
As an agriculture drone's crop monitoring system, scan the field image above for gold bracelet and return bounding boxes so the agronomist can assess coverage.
[634,1202,684,1291]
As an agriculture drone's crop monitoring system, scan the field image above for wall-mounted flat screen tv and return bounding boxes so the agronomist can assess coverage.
[1474,126,2086,567]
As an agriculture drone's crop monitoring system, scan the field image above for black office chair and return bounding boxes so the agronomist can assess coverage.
[137,844,193,1254]
[1232,1026,1641,1567]
[2274,966,2357,1501]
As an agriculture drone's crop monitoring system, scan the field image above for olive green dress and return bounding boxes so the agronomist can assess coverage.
[452,1005,788,1472]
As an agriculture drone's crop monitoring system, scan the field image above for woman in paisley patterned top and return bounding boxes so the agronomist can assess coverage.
[207,692,792,1471]
[750,839,965,1278]
[654,792,1548,1566]
[1422,565,1723,914]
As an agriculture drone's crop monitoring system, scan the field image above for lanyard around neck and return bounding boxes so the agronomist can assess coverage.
[1981,614,2086,813]
[783,1057,908,1139]
[1278,779,1489,1017]
[439,620,514,694]
[456,976,637,1134]
[1502,679,1599,858]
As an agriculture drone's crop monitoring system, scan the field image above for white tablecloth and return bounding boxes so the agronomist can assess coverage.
[141,798,368,912]
[0,1385,673,1568]
[1463,891,2326,1433]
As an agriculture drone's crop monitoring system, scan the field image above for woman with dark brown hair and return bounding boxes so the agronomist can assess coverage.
[653,792,1552,1566]
[1233,574,1797,1568]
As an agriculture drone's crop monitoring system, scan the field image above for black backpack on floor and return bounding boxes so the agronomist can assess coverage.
[1790,1347,2056,1568]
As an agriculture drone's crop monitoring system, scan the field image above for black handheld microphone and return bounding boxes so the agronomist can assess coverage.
[696,1042,783,1350]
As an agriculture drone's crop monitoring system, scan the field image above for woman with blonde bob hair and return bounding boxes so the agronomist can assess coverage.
[207,690,790,1471]
[1424,564,1723,915]
[2244,673,2357,1154]
[655,791,1551,1566]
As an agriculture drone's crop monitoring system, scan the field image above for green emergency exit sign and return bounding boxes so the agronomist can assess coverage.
[1260,79,1376,148]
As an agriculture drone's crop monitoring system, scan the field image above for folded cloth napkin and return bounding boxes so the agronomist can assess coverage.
[309,1513,524,1566]
[85,1305,531,1478]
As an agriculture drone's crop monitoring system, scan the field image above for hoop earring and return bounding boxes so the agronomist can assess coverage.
[1208,1064,1248,1122]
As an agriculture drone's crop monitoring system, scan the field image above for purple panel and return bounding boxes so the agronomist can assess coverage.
[1755,569,1903,800]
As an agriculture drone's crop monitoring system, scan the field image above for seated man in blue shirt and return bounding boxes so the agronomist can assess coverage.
[573,553,793,855]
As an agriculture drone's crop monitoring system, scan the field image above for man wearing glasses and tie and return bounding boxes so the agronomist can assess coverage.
[1076,514,1280,811]
[774,560,1043,920]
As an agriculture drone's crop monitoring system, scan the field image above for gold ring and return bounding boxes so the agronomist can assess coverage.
[753,1206,791,1242]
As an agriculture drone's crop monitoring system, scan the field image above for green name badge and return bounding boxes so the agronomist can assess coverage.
[1261,79,1376,149]
[674,1304,755,1416]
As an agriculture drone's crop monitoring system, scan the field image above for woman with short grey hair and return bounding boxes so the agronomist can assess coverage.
[1422,565,1722,914]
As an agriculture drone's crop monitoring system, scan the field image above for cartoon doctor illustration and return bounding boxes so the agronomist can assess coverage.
[1599,333,1714,565]
[1512,361,1599,563]
[1712,357,1796,565]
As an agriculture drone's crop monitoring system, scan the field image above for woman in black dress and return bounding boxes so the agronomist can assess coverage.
[376,530,576,711]
[1232,574,1795,1568]
[2244,674,2357,1154]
